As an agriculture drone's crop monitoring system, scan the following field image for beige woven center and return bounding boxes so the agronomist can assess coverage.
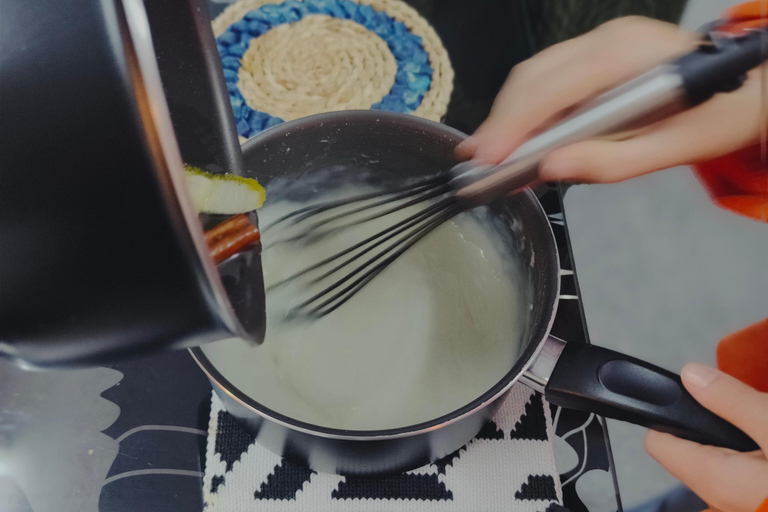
[238,15,397,121]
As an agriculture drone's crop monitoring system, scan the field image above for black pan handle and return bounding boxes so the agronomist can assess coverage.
[538,338,758,452]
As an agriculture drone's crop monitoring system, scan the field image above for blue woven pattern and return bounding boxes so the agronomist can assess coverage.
[216,0,433,138]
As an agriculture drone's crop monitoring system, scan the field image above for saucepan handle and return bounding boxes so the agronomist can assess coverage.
[529,336,758,452]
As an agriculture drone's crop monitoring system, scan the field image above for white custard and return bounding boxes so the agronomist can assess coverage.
[202,187,525,431]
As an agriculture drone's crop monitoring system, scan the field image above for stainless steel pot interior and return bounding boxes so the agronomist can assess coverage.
[191,111,560,442]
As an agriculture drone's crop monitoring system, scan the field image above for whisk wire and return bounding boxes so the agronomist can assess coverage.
[290,178,446,229]
[266,174,465,319]
[262,176,446,233]
[267,198,456,290]
[309,199,457,284]
[296,183,451,237]
[289,199,461,318]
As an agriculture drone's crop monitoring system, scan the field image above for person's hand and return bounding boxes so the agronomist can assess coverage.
[646,363,768,512]
[458,16,767,184]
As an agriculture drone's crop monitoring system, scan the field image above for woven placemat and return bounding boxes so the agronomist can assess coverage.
[213,0,454,140]
[203,384,563,511]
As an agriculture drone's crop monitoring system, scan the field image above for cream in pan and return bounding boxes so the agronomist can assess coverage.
[202,186,526,431]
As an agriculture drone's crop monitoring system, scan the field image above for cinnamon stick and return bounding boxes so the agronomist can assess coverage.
[204,213,250,245]
[205,215,261,264]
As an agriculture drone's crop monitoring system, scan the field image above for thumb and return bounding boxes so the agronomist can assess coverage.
[680,363,768,452]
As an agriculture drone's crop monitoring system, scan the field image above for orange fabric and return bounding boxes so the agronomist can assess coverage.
[757,497,768,512]
[691,1,768,223]
[720,18,768,34]
[717,318,768,392]
[695,145,768,222]
[722,0,768,23]
[701,2,768,394]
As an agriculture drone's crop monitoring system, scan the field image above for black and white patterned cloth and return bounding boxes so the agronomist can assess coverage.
[203,384,563,511]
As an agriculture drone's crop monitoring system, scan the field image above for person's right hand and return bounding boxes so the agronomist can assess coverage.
[458,16,768,184]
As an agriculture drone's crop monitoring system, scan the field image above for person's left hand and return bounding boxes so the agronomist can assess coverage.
[646,363,768,512]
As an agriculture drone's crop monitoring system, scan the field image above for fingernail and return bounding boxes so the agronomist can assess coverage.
[456,136,476,149]
[682,363,719,389]
[454,140,474,159]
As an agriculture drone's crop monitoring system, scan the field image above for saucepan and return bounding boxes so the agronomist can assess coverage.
[191,110,758,476]
[0,0,266,366]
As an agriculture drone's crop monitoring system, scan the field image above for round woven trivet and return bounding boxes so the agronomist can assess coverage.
[213,0,453,140]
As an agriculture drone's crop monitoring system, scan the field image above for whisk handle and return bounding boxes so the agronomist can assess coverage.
[449,64,685,206]
[450,29,768,207]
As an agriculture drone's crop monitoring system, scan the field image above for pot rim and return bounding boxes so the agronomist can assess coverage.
[191,110,561,441]
[121,0,249,341]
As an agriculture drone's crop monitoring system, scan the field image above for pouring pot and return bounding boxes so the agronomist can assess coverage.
[191,110,757,476]
[0,0,265,366]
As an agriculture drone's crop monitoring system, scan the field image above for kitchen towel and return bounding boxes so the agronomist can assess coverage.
[202,383,563,511]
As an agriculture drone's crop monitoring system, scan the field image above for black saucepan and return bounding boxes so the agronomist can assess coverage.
[190,110,757,476]
[1,0,266,366]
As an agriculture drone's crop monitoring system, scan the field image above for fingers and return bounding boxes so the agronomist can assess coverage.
[680,363,768,452]
[646,430,768,512]
[467,36,600,162]
[460,17,696,164]
[539,71,763,183]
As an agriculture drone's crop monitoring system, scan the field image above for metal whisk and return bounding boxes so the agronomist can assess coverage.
[262,174,462,317]
[265,30,768,318]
